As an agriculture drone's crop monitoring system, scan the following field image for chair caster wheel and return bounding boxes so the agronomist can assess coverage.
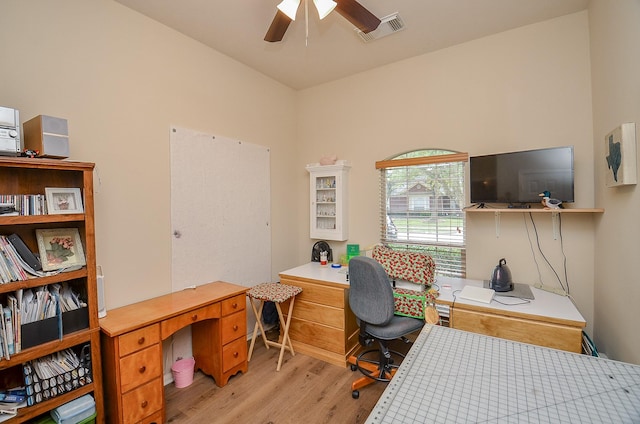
[352,390,360,399]
[350,364,357,371]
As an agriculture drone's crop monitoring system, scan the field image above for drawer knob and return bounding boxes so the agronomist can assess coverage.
[141,400,148,408]
[191,314,198,321]
[233,351,239,358]
[233,325,238,331]
[232,302,238,309]
[138,337,145,345]
[139,366,146,374]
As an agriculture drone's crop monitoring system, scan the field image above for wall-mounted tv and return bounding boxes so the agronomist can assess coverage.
[470,146,574,205]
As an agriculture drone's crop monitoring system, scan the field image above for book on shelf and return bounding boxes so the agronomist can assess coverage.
[0,236,29,283]
[7,234,42,271]
[0,195,47,216]
[0,235,65,283]
[0,390,27,422]
[0,305,9,360]
[0,283,85,360]
[2,308,13,356]
[0,238,20,283]
[5,295,19,355]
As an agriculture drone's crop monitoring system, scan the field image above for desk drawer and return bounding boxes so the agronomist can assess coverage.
[122,377,163,424]
[284,299,344,329]
[221,311,246,345]
[120,343,163,393]
[222,337,247,373]
[280,278,346,308]
[451,308,583,353]
[140,411,163,424]
[221,294,245,316]
[161,303,220,339]
[288,318,345,354]
[119,325,160,357]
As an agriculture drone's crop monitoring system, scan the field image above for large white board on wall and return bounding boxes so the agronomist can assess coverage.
[167,126,270,379]
[170,126,272,291]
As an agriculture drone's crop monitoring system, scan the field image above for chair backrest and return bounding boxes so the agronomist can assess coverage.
[349,256,395,326]
[371,245,435,287]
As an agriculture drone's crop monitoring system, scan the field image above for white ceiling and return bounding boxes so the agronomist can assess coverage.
[113,0,590,90]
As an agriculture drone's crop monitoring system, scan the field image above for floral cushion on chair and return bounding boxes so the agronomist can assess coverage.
[372,245,438,319]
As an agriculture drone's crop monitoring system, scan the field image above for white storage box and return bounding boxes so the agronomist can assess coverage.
[50,394,95,424]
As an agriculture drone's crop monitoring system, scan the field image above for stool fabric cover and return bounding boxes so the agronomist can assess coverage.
[247,282,302,303]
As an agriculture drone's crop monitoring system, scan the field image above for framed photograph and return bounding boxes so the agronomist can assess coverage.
[36,228,86,271]
[605,122,637,187]
[45,187,84,214]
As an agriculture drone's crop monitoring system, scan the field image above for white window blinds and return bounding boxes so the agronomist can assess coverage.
[377,151,468,277]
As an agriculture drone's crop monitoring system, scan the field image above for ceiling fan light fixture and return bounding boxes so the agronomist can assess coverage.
[277,0,301,21]
[313,0,337,20]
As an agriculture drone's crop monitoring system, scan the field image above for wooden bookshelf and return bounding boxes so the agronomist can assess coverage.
[0,157,103,423]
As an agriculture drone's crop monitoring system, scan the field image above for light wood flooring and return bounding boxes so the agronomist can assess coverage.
[165,329,415,424]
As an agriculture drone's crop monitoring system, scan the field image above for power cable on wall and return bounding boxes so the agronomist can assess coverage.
[525,212,570,295]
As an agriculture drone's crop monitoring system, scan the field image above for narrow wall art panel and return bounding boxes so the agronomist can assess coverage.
[605,122,637,187]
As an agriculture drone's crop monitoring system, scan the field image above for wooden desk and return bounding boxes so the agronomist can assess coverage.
[279,263,585,368]
[279,262,358,368]
[99,282,247,424]
[434,276,586,353]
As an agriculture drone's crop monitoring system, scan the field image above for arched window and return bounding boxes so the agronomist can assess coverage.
[376,149,468,277]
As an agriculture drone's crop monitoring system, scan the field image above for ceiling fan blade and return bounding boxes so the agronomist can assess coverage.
[265,9,292,42]
[335,0,381,33]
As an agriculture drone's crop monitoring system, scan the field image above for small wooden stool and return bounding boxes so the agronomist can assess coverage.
[247,282,303,371]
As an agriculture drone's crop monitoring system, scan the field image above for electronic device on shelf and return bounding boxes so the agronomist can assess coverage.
[469,146,574,205]
[0,106,21,157]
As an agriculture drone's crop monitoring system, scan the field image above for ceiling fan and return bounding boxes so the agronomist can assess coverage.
[265,0,381,43]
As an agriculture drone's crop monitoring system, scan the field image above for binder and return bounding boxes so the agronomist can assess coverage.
[7,234,42,271]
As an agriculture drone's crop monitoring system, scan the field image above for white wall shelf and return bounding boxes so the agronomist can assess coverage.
[466,207,604,239]
[466,208,604,214]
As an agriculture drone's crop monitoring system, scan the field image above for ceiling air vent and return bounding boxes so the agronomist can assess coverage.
[355,13,405,43]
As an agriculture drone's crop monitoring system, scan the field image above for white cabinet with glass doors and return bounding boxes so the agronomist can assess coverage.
[306,161,350,241]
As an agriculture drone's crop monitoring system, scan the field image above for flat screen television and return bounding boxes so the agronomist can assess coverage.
[470,146,574,205]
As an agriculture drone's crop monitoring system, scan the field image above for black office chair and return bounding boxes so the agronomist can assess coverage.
[347,256,425,399]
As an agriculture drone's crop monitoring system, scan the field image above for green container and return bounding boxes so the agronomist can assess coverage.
[39,406,96,424]
[77,412,97,424]
[37,412,97,424]
[346,244,360,262]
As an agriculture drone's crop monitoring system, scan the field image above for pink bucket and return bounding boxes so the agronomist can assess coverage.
[171,357,196,388]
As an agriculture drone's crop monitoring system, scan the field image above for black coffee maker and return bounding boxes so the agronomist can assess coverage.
[490,258,513,292]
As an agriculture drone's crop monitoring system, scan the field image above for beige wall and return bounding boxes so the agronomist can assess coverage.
[589,0,640,364]
[4,1,638,365]
[296,12,597,334]
[0,0,298,308]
